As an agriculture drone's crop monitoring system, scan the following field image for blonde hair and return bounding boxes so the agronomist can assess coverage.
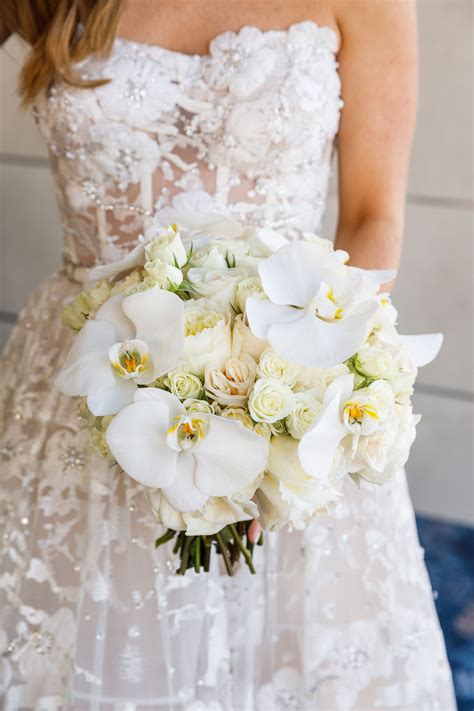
[0,0,123,106]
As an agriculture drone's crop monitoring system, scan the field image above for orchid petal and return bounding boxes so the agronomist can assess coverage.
[54,320,116,397]
[298,393,347,478]
[133,387,184,419]
[194,416,268,496]
[258,242,325,306]
[400,333,443,367]
[246,297,301,339]
[87,242,145,283]
[87,378,136,416]
[350,265,397,286]
[95,294,134,341]
[122,286,185,380]
[323,373,355,407]
[269,302,378,368]
[172,212,244,240]
[106,401,177,488]
[162,452,208,512]
[249,227,289,255]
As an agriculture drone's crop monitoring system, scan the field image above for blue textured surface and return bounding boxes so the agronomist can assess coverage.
[417,515,474,711]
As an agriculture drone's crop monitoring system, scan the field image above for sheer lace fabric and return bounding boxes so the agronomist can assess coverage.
[0,21,455,710]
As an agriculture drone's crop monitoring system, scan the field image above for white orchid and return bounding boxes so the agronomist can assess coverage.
[368,294,444,368]
[398,332,443,368]
[247,240,395,368]
[298,374,395,478]
[87,239,147,283]
[55,286,185,415]
[106,389,269,513]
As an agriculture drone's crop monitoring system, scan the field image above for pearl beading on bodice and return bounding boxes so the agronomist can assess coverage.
[33,21,343,269]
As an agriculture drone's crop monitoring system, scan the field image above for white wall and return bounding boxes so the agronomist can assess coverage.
[1,1,473,524]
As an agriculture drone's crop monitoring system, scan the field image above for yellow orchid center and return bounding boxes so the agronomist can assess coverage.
[123,355,138,372]
[327,289,343,319]
[344,401,379,425]
[167,415,208,450]
[110,341,150,380]
[312,285,345,322]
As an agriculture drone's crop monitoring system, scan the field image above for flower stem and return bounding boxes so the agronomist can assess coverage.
[215,532,234,576]
[229,524,256,575]
[173,531,184,555]
[178,535,193,575]
[155,528,176,549]
[194,537,201,573]
[203,537,211,572]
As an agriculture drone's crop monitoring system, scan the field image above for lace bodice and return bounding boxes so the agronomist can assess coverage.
[33,21,342,271]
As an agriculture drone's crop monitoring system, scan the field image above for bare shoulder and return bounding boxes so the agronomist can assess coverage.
[332,0,417,47]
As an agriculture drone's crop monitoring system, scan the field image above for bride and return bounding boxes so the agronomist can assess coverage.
[0,1,456,709]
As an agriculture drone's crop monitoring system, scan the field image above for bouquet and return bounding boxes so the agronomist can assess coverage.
[55,214,442,575]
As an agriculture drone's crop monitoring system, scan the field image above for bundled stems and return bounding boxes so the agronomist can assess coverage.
[215,531,234,576]
[154,521,262,576]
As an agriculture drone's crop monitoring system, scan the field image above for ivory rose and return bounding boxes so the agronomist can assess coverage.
[205,355,257,406]
[181,299,232,376]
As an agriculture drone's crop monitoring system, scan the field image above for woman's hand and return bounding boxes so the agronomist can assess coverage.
[248,519,262,544]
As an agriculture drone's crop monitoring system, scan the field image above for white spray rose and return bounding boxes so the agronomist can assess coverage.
[144,258,183,288]
[248,377,296,424]
[145,224,187,267]
[295,364,350,398]
[189,244,229,270]
[388,345,417,404]
[236,276,265,313]
[164,367,203,400]
[257,348,300,387]
[352,404,420,484]
[285,390,322,440]
[187,267,249,305]
[205,355,257,406]
[355,344,399,380]
[253,421,272,441]
[256,435,342,531]
[349,412,398,477]
[389,371,415,405]
[220,406,254,430]
[182,398,215,415]
[181,300,232,376]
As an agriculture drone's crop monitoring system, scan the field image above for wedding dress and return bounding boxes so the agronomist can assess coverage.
[0,21,456,711]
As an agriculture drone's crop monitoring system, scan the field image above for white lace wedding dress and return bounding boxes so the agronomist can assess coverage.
[0,21,456,711]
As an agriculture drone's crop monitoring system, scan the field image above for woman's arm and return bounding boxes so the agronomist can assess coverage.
[334,0,418,290]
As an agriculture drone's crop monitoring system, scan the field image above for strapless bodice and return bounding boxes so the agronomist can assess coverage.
[33,21,343,270]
